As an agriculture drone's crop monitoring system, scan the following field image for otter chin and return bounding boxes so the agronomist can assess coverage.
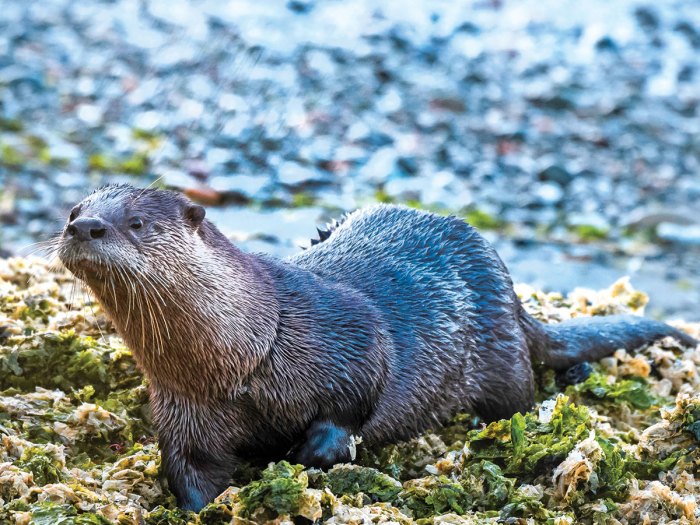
[57,183,698,512]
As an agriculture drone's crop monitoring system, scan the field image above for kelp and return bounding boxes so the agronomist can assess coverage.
[0,257,699,524]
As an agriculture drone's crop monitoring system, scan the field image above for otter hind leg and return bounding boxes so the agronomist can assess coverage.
[469,337,536,423]
[291,420,355,468]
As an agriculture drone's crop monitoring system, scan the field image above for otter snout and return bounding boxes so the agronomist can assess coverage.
[66,217,108,241]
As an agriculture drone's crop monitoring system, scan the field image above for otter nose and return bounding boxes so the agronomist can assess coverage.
[67,217,107,241]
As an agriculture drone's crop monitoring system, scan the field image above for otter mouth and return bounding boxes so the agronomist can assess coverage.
[58,241,116,280]
[62,257,114,281]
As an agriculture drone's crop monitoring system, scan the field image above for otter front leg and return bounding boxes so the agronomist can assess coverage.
[151,390,236,511]
[161,442,233,512]
[291,420,355,468]
[160,438,234,512]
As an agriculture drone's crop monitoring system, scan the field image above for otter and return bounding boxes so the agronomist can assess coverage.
[57,184,698,512]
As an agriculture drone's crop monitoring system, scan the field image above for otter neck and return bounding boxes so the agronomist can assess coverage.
[91,246,280,399]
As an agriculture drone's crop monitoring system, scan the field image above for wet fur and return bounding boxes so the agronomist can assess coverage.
[58,184,698,511]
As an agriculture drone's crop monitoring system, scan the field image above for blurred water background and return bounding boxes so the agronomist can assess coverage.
[0,0,698,320]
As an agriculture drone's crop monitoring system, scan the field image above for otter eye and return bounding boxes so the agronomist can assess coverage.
[129,218,143,230]
[69,207,79,222]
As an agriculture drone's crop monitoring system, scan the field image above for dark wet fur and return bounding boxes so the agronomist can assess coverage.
[58,185,699,511]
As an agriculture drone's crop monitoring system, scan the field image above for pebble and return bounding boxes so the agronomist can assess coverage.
[0,0,698,320]
[657,223,700,246]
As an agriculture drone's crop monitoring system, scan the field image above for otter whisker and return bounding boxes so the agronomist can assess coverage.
[132,270,166,355]
[143,271,199,325]
[133,175,164,203]
[145,286,166,356]
[140,274,172,340]
[85,288,107,343]
[18,236,63,256]
[116,267,136,331]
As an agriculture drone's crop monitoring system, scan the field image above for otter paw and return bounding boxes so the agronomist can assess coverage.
[292,421,354,469]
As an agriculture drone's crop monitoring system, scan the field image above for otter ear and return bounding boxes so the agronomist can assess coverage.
[184,204,206,227]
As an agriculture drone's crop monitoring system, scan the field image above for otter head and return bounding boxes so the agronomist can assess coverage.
[57,183,278,396]
[58,183,206,288]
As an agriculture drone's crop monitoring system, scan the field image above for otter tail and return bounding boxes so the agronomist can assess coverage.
[520,310,698,369]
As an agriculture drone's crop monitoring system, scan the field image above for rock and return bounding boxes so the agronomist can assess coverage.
[210,175,268,199]
[76,104,103,127]
[535,183,564,206]
[277,161,322,186]
[656,223,700,246]
[358,148,398,183]
[376,87,403,114]
[538,165,574,187]
[287,0,315,14]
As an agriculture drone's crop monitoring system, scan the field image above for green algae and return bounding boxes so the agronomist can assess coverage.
[238,461,308,518]
[0,331,140,395]
[1,258,699,524]
[464,209,504,231]
[27,502,112,525]
[15,445,65,485]
[465,396,592,477]
[143,506,194,525]
[357,432,452,481]
[325,464,402,502]
[87,151,150,175]
[400,476,473,518]
[458,461,515,509]
[568,372,660,410]
[569,224,609,241]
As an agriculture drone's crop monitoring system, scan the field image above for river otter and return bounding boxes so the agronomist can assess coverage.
[57,183,697,511]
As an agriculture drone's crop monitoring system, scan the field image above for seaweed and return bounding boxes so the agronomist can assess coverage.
[26,502,112,525]
[0,331,141,395]
[15,445,65,485]
[399,476,473,518]
[569,372,659,410]
[324,464,402,502]
[238,461,309,519]
[1,259,699,524]
[465,395,592,478]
